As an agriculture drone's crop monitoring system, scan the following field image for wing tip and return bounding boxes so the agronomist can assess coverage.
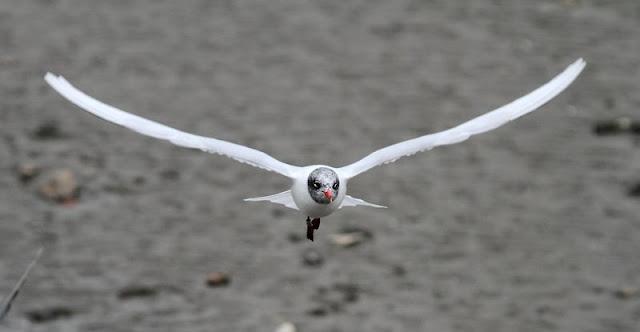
[44,72,67,89]
[44,72,59,81]
[569,57,587,75]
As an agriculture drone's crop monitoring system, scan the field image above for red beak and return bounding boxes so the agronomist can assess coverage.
[323,189,333,202]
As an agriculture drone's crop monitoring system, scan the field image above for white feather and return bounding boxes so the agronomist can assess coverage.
[339,195,387,209]
[244,190,299,210]
[44,73,300,178]
[339,58,586,178]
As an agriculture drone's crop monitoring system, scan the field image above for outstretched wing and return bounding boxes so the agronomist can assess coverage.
[45,73,300,178]
[339,58,586,179]
[0,248,43,321]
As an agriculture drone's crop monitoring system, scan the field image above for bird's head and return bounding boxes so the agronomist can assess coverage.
[307,167,339,205]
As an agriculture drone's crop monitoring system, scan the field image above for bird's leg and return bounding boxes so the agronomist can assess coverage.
[312,218,321,230]
[306,217,314,242]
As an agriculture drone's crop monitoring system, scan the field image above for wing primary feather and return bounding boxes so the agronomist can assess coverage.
[44,73,300,178]
[339,58,586,178]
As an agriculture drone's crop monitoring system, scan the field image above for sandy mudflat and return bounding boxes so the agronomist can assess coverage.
[1,1,639,331]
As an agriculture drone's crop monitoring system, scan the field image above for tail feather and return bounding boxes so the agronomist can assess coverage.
[339,195,387,209]
[244,190,298,210]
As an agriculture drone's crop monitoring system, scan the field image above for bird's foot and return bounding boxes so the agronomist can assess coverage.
[306,217,314,242]
[306,217,321,241]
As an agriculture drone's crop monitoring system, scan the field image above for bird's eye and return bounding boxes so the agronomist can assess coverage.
[332,182,339,190]
[313,182,321,189]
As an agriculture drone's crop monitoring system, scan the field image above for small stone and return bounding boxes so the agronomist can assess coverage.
[329,233,364,248]
[26,306,74,323]
[592,117,640,136]
[32,121,64,140]
[133,175,146,185]
[339,226,373,239]
[301,248,324,267]
[613,287,638,299]
[536,305,552,315]
[330,226,373,248]
[334,283,359,303]
[275,322,296,332]
[307,307,328,317]
[391,264,407,277]
[628,183,640,197]
[117,285,158,299]
[16,162,40,183]
[206,272,231,287]
[38,169,79,204]
[159,169,180,181]
[287,232,303,243]
[308,283,360,316]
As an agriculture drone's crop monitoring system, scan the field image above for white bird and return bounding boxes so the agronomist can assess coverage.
[45,58,585,241]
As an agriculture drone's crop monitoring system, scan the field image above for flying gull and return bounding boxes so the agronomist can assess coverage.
[45,58,585,241]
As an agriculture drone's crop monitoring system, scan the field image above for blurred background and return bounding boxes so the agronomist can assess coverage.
[1,0,639,331]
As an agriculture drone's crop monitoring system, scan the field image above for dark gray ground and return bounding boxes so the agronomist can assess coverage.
[1,0,639,331]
